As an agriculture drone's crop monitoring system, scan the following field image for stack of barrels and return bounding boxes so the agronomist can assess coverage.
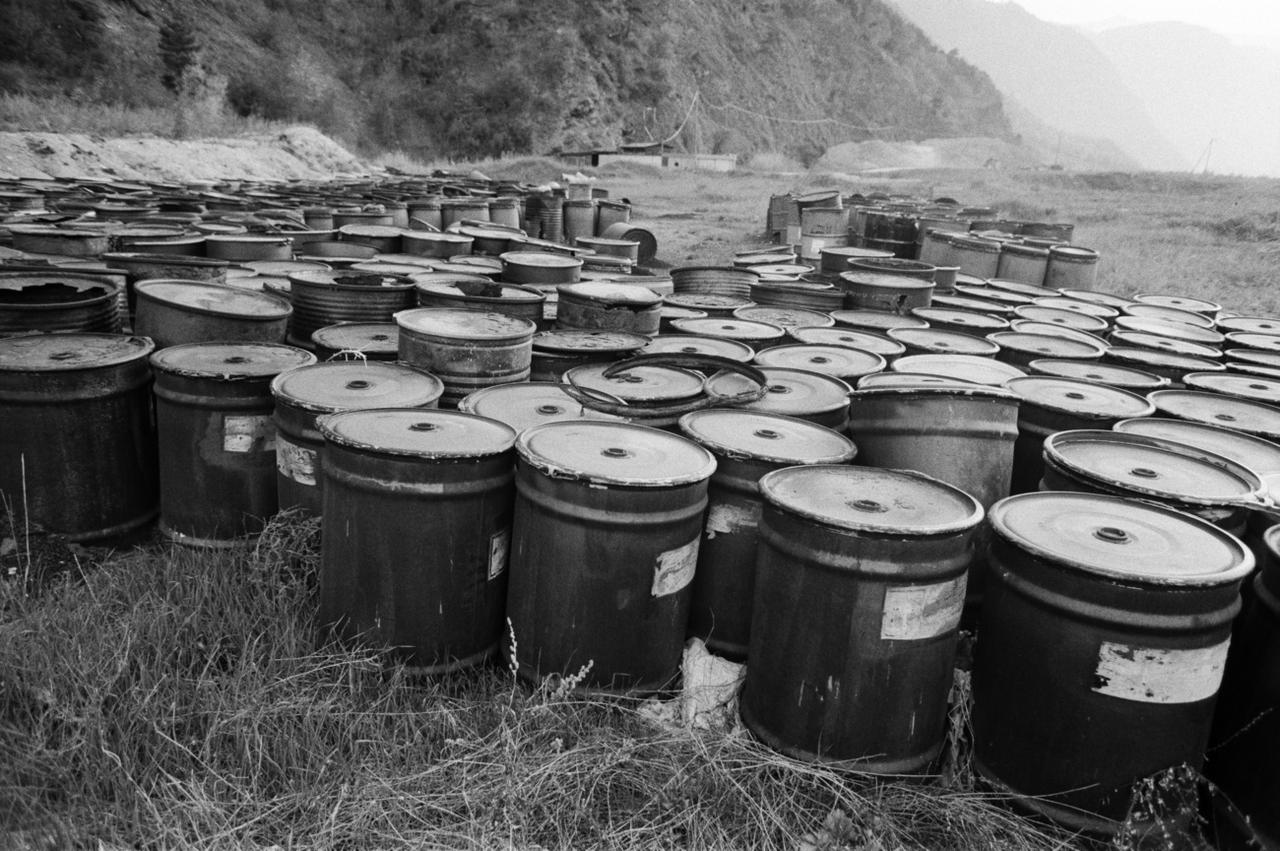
[4,176,1280,848]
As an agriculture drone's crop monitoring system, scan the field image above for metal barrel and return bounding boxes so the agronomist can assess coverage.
[562,198,597,245]
[595,199,631,235]
[1044,245,1100,291]
[889,352,1026,386]
[415,279,545,328]
[271,361,444,515]
[789,326,906,363]
[973,492,1252,834]
[909,306,1009,338]
[1004,376,1156,494]
[0,272,121,336]
[530,330,649,382]
[705,366,852,431]
[133,280,292,349]
[395,308,535,408]
[988,330,1106,369]
[670,266,760,299]
[839,271,935,314]
[505,421,716,693]
[285,270,418,348]
[1149,388,1280,442]
[555,282,662,335]
[204,234,294,262]
[311,322,400,362]
[600,222,656,264]
[1206,524,1280,847]
[996,242,1050,285]
[150,342,315,546]
[741,465,983,770]
[753,343,885,384]
[0,333,158,542]
[677,411,856,660]
[317,408,517,673]
[458,381,625,433]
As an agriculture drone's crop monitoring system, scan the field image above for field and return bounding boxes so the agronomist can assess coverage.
[4,154,1280,850]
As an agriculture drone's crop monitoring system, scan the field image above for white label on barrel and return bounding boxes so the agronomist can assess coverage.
[1092,640,1231,704]
[879,576,967,641]
[276,436,317,486]
[223,414,275,453]
[652,538,699,597]
[488,528,510,581]
[705,501,762,539]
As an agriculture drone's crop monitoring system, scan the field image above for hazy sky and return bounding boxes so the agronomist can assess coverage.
[1006,0,1280,39]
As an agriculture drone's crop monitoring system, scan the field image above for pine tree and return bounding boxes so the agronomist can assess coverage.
[158,12,199,95]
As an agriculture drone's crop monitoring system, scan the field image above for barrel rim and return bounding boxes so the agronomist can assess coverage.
[101,251,231,269]
[850,383,1020,402]
[317,406,517,459]
[269,361,445,413]
[134,279,293,321]
[516,419,717,487]
[0,332,155,372]
[677,409,857,465]
[149,341,316,380]
[989,490,1254,587]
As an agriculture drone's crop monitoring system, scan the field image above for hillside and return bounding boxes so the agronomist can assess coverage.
[888,0,1185,171]
[0,0,1014,162]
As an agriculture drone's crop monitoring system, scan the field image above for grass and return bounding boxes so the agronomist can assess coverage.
[0,92,291,139]
[1,516,1081,850]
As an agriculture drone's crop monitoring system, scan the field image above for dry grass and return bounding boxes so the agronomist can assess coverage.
[0,514,1085,850]
[0,92,289,140]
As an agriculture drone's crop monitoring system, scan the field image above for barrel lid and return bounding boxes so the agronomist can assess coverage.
[205,234,293,246]
[830,309,929,332]
[788,326,905,357]
[1134,293,1222,315]
[0,332,154,371]
[416,279,544,304]
[1056,288,1133,310]
[133,279,291,319]
[1115,315,1226,346]
[664,293,755,311]
[566,363,705,402]
[1006,376,1155,419]
[338,224,401,239]
[1013,305,1110,332]
[641,334,756,362]
[516,420,716,486]
[533,329,650,354]
[288,269,417,290]
[668,317,787,341]
[0,272,116,304]
[270,361,444,412]
[705,367,851,416]
[754,344,885,379]
[1044,429,1263,505]
[1217,315,1280,335]
[853,379,1018,403]
[458,381,618,431]
[395,307,535,340]
[557,281,661,307]
[500,251,583,270]
[678,410,856,464]
[1032,296,1119,319]
[1048,245,1099,262]
[1123,303,1216,330]
[1150,389,1280,440]
[150,342,315,379]
[890,353,1026,386]
[245,260,331,276]
[989,331,1106,360]
[1114,417,1280,481]
[838,271,935,291]
[402,230,472,245]
[318,408,516,458]
[1226,331,1280,353]
[930,294,1013,315]
[760,465,983,536]
[733,306,833,328]
[1027,358,1169,390]
[1183,371,1280,404]
[1227,348,1280,369]
[989,492,1252,586]
[795,190,841,205]
[100,251,229,269]
[1106,346,1224,373]
[886,327,1001,356]
[952,284,1033,306]
[311,322,398,353]
[910,307,1008,331]
[1109,330,1222,360]
[1008,320,1110,348]
[985,278,1057,299]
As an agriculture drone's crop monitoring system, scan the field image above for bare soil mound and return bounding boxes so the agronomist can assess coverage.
[0,125,367,181]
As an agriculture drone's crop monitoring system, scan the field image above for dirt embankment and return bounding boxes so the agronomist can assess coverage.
[0,125,368,181]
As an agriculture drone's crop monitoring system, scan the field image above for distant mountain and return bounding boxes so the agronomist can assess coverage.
[889,0,1186,171]
[1089,22,1280,178]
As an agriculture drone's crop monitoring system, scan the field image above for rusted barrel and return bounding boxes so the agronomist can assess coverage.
[1207,524,1280,848]
[395,308,535,408]
[973,492,1252,834]
[317,408,517,673]
[1005,376,1156,494]
[271,361,444,515]
[0,272,121,336]
[150,342,315,546]
[285,270,417,348]
[839,271,934,313]
[1040,429,1265,537]
[0,333,158,542]
[133,280,292,349]
[530,330,649,382]
[415,278,545,328]
[670,266,759,299]
[1044,245,1100,291]
[749,281,843,313]
[505,420,716,692]
[311,322,399,362]
[677,411,856,660]
[555,282,661,335]
[741,465,983,769]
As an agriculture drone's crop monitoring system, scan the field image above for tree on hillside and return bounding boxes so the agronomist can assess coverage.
[158,12,199,95]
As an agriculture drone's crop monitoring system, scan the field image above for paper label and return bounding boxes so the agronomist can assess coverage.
[223,414,275,453]
[652,538,699,597]
[704,501,763,539]
[1092,640,1230,704]
[879,576,967,641]
[276,436,317,486]
[488,528,510,581]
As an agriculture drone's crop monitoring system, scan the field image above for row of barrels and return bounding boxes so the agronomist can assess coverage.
[4,197,1279,844]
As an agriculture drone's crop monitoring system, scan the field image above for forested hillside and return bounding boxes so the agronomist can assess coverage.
[0,0,1013,161]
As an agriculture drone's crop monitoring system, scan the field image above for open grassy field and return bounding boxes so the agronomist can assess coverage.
[4,157,1279,849]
